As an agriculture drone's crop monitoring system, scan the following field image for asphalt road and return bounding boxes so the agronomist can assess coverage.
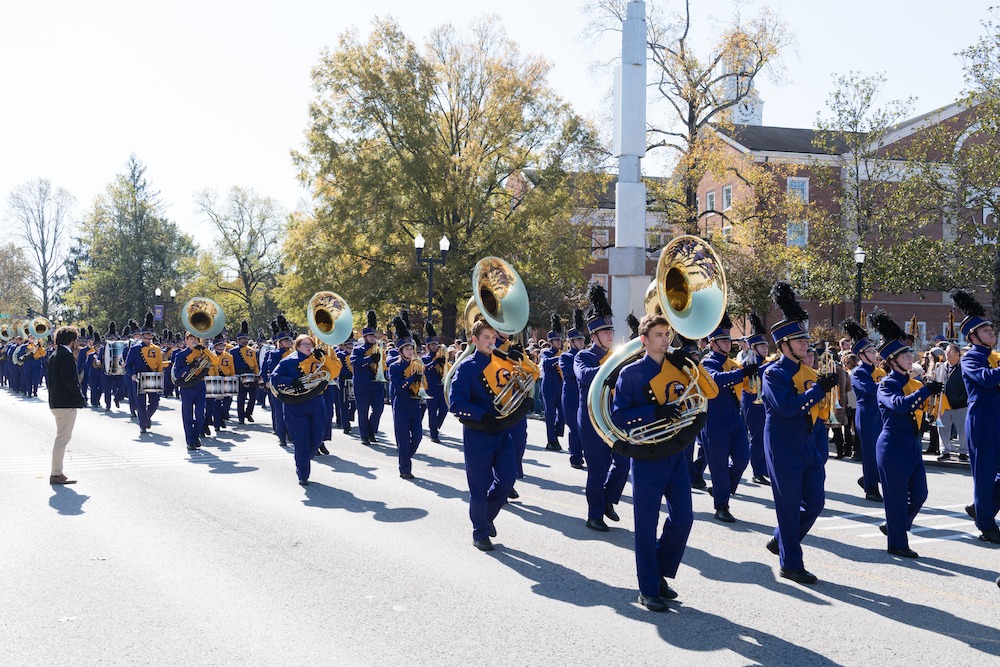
[1,387,997,666]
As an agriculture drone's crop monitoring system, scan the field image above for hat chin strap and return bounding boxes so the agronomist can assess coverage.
[779,339,804,364]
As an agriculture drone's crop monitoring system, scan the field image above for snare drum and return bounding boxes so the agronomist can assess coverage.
[238,373,258,386]
[345,378,355,402]
[138,371,164,395]
[205,375,239,399]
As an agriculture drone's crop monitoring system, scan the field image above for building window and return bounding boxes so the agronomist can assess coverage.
[722,185,733,211]
[721,224,733,241]
[787,221,808,247]
[787,177,809,203]
[706,191,716,213]
[592,229,610,258]
[905,320,926,346]
[592,274,609,291]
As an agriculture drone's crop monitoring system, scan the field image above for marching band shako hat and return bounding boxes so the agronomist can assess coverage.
[708,311,733,342]
[362,310,378,337]
[212,334,226,348]
[951,289,992,338]
[84,325,93,341]
[746,313,767,347]
[93,331,101,345]
[257,328,266,344]
[424,320,438,345]
[107,321,118,340]
[547,313,563,341]
[842,317,874,356]
[237,320,250,341]
[140,312,155,334]
[870,309,910,359]
[393,315,413,349]
[586,283,614,334]
[122,325,132,338]
[567,308,586,340]
[626,313,640,340]
[274,315,293,342]
[769,282,811,344]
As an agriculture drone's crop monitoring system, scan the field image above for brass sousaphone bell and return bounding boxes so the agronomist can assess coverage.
[588,235,728,448]
[180,297,226,340]
[307,291,353,346]
[27,316,52,340]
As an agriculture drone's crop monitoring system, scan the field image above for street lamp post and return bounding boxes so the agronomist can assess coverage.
[854,245,866,321]
[154,287,178,333]
[414,234,450,326]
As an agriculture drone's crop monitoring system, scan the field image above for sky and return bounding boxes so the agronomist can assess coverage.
[1,0,994,247]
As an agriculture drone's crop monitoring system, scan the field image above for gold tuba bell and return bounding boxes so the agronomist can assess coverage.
[180,297,226,340]
[27,316,52,340]
[307,291,353,346]
[0,322,11,341]
[587,235,727,449]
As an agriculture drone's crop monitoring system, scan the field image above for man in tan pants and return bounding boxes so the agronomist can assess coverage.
[47,325,86,484]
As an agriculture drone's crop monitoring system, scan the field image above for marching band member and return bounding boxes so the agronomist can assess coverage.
[314,338,342,453]
[74,327,92,402]
[761,282,838,585]
[256,328,272,409]
[205,335,235,435]
[448,315,517,551]
[173,332,218,451]
[560,309,587,470]
[699,311,754,522]
[844,318,886,502]
[161,331,177,399]
[336,338,355,434]
[420,321,448,443]
[101,322,125,410]
[540,314,565,452]
[124,320,141,418]
[611,312,717,611]
[87,331,103,407]
[124,313,164,435]
[492,328,538,500]
[952,289,1000,544]
[351,310,386,447]
[270,334,329,486]
[574,283,629,532]
[262,316,295,447]
[741,314,773,485]
[869,309,942,558]
[389,316,424,479]
[232,321,260,424]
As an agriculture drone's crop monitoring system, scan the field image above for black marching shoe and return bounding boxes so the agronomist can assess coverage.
[489,522,497,538]
[430,436,441,443]
[279,440,288,447]
[979,529,1000,544]
[586,518,610,532]
[140,427,147,434]
[766,537,780,555]
[780,568,818,584]
[937,452,952,461]
[570,460,586,470]
[246,415,254,423]
[866,492,884,503]
[637,593,667,612]
[751,475,771,486]
[343,426,352,435]
[318,443,330,455]
[879,522,888,536]
[604,503,620,522]
[959,453,969,462]
[473,538,495,552]
[399,472,414,480]
[298,479,310,486]
[691,479,708,490]
[715,508,736,523]
[507,488,519,500]
[888,547,919,558]
[187,444,198,451]
[659,578,679,600]
[966,504,977,520]
[545,442,561,451]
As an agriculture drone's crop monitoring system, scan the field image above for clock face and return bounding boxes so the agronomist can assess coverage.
[735,100,755,123]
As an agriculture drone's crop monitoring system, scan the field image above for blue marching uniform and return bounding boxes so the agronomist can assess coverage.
[270,351,327,483]
[448,348,517,543]
[232,342,260,423]
[335,347,354,431]
[575,343,629,522]
[762,355,828,572]
[389,358,424,476]
[742,362,773,480]
[351,342,385,442]
[103,346,126,409]
[876,370,931,552]
[262,346,293,445]
[559,347,584,467]
[852,361,884,497]
[420,349,448,441]
[961,344,1000,536]
[87,344,104,406]
[173,346,216,449]
[540,347,565,446]
[124,341,163,430]
[699,350,750,511]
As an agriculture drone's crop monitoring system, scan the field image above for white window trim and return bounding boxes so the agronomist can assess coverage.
[787,177,810,204]
[706,191,716,213]
[722,185,733,211]
[787,220,808,247]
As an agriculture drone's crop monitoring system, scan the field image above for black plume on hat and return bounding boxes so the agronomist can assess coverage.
[162,328,168,339]
[587,283,613,318]
[842,318,869,342]
[128,318,139,329]
[770,282,808,321]
[550,313,562,333]
[870,309,906,342]
[719,311,733,330]
[93,332,101,344]
[573,308,585,332]
[425,320,436,338]
[122,325,131,337]
[626,313,640,339]
[270,318,279,335]
[87,325,94,336]
[951,289,986,318]
[276,315,290,332]
[401,309,411,329]
[144,312,154,329]
[392,315,409,341]
[108,321,117,336]
[240,320,250,336]
[366,309,377,329]
[749,313,765,336]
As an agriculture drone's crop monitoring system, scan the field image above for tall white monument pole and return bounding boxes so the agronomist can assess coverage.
[610,0,649,342]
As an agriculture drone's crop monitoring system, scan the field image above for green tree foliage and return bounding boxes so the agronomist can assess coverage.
[194,186,285,329]
[0,242,37,318]
[64,156,197,328]
[285,17,606,337]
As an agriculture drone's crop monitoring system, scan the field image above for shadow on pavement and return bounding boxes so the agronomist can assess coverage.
[49,485,89,515]
[493,547,839,663]
[301,482,428,523]
[185,450,259,474]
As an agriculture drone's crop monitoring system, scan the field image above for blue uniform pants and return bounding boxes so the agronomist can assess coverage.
[103,375,124,408]
[876,430,927,550]
[631,453,693,597]
[355,380,384,440]
[856,404,882,494]
[283,397,325,482]
[463,427,516,541]
[89,372,103,407]
[966,410,1000,533]
[180,383,207,447]
[580,403,629,520]
[270,394,288,443]
[742,399,767,478]
[135,389,160,429]
[700,414,750,510]
[424,389,447,440]
[393,400,422,475]
[511,417,528,479]
[765,438,825,571]
[542,378,564,444]
[562,388,583,466]
[237,382,256,421]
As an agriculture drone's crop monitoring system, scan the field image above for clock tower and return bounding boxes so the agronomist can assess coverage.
[722,59,763,126]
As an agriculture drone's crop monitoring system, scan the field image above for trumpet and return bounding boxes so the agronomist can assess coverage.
[744,349,764,405]
[374,339,388,383]
[588,235,727,449]
[925,360,947,427]
[817,349,842,426]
